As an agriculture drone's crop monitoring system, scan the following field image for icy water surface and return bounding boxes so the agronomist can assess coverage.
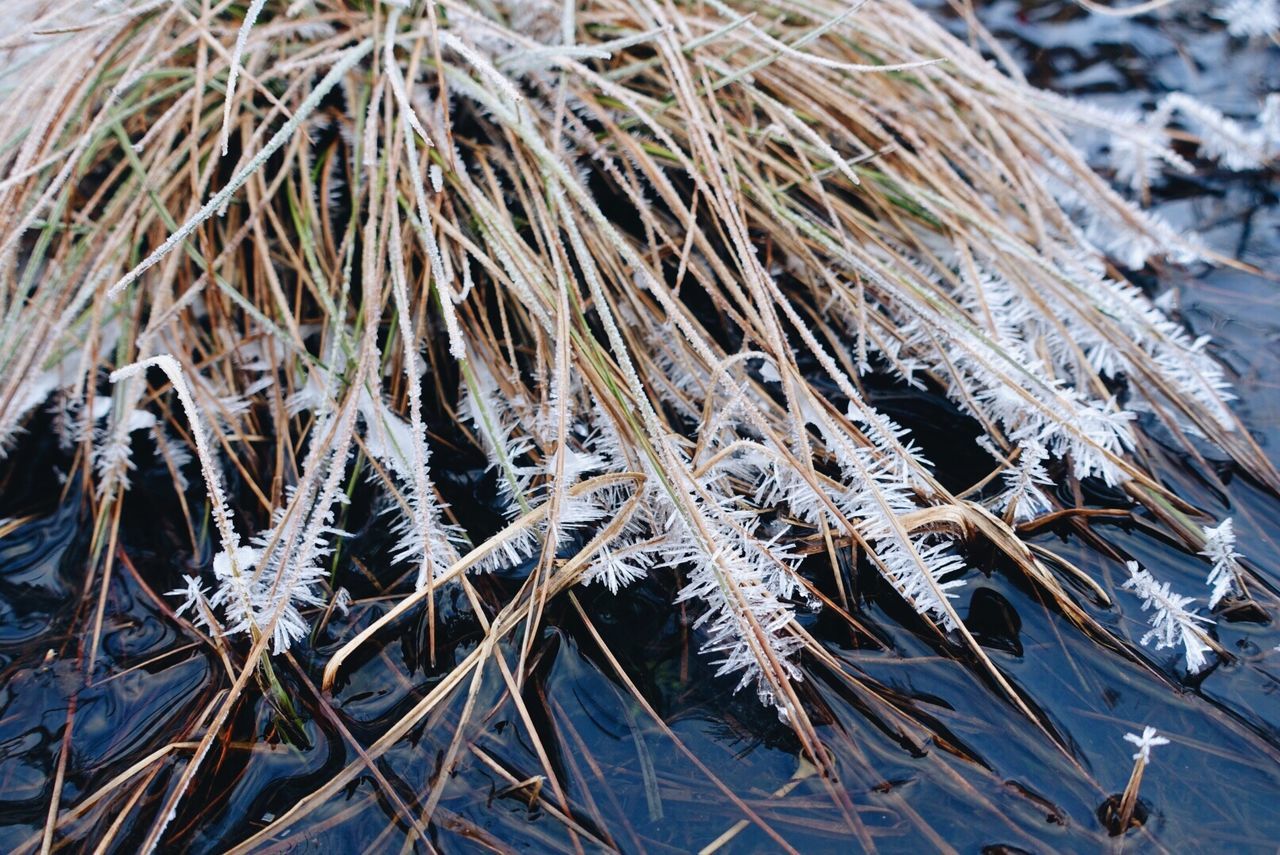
[1,2,1278,852]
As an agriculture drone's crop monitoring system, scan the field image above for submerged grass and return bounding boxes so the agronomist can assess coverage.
[0,0,1277,850]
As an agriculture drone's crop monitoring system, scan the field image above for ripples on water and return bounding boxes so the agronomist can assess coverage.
[1,3,1277,851]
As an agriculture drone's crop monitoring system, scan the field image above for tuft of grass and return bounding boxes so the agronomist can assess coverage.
[0,0,1276,849]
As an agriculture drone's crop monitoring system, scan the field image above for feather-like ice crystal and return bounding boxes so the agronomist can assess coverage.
[1123,561,1214,675]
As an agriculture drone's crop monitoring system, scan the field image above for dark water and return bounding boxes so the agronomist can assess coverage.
[2,3,1278,852]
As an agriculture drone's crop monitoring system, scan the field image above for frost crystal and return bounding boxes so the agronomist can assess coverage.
[1158,92,1277,172]
[994,440,1055,522]
[1111,115,1173,192]
[878,538,968,631]
[170,543,324,654]
[1214,0,1279,37]
[170,574,213,627]
[1200,518,1244,608]
[1124,725,1170,763]
[584,539,657,594]
[1122,561,1214,674]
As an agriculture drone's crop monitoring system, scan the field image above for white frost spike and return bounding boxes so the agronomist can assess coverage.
[170,542,317,654]
[169,574,214,629]
[386,213,464,591]
[220,0,269,156]
[584,541,656,594]
[1122,561,1214,674]
[89,392,160,495]
[1159,92,1274,171]
[243,526,332,653]
[365,390,464,589]
[473,524,541,574]
[358,391,417,478]
[110,356,320,653]
[1263,95,1280,149]
[994,441,1055,522]
[1124,726,1170,763]
[652,458,808,714]
[207,546,265,627]
[879,538,968,632]
[429,163,444,193]
[458,361,534,510]
[1200,518,1245,608]
[150,426,193,492]
[867,274,1139,485]
[1111,117,1173,192]
[554,446,605,485]
[1214,0,1279,37]
[109,355,241,556]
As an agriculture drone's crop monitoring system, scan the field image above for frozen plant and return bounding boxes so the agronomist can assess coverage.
[1124,725,1170,763]
[458,359,535,512]
[1156,92,1279,172]
[111,356,277,649]
[1214,0,1280,37]
[1200,517,1245,608]
[109,356,242,562]
[386,218,465,591]
[583,539,659,594]
[5,8,1279,828]
[1114,725,1170,834]
[994,440,1055,522]
[1110,113,1176,193]
[1122,561,1214,675]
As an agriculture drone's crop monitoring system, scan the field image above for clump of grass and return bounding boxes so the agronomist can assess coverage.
[0,0,1276,849]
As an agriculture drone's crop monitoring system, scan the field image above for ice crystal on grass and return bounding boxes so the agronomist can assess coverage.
[1200,518,1245,608]
[170,573,215,628]
[877,538,968,632]
[1111,114,1175,193]
[110,356,241,553]
[5,0,1275,743]
[584,539,659,594]
[1215,0,1280,37]
[1124,725,1170,762]
[1123,561,1214,675]
[90,394,159,497]
[1158,92,1277,171]
[107,356,327,654]
[458,361,536,512]
[664,497,808,711]
[242,519,336,653]
[151,425,192,492]
[360,391,464,589]
[994,440,1055,522]
[168,504,336,654]
[892,306,1136,485]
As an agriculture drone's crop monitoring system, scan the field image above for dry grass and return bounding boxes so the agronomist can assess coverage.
[0,0,1275,850]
